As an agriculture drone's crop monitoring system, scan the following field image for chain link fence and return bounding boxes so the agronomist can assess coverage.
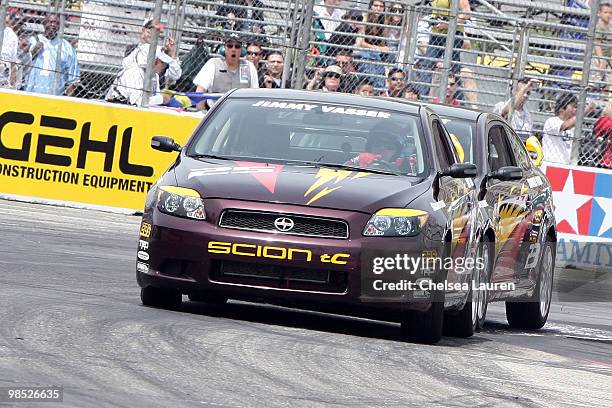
[0,0,610,168]
[0,0,297,101]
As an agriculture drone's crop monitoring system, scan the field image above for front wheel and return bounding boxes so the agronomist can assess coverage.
[400,243,448,344]
[400,301,444,344]
[141,286,182,310]
[505,239,555,329]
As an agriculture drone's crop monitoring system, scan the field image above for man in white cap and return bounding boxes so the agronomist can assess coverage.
[192,32,259,109]
[122,18,182,85]
[106,46,173,106]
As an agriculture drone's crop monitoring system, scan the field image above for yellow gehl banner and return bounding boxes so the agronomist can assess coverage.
[0,90,202,211]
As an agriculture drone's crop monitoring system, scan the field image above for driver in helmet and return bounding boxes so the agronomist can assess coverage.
[347,122,408,170]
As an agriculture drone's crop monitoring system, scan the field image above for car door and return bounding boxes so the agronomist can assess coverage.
[431,118,476,286]
[484,122,529,284]
[503,124,547,288]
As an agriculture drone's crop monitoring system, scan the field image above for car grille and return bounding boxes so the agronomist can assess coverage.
[218,210,349,239]
[211,260,348,293]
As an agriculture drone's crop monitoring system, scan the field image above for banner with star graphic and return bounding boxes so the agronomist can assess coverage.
[542,162,612,272]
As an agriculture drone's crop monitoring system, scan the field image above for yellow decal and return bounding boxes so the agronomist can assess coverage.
[376,208,427,217]
[304,168,369,205]
[207,241,350,264]
[306,186,342,205]
[498,202,528,221]
[320,253,350,265]
[159,186,200,197]
[232,243,257,257]
[304,169,351,196]
[496,203,528,252]
[208,241,231,254]
[140,222,152,238]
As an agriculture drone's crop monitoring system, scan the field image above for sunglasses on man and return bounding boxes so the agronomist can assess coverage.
[326,73,341,79]
[226,42,242,49]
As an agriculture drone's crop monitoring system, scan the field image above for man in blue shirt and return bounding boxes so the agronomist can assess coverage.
[25,14,79,96]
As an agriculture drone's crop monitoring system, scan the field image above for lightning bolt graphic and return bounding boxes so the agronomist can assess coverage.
[304,169,352,197]
[306,186,342,205]
[303,169,371,205]
[303,169,370,205]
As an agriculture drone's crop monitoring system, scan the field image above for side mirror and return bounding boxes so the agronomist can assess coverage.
[151,136,181,152]
[489,166,523,181]
[440,163,477,179]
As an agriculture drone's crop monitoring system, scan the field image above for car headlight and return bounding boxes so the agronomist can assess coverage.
[157,186,206,220]
[363,209,428,237]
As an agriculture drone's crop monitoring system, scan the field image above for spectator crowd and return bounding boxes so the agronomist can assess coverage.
[0,0,611,168]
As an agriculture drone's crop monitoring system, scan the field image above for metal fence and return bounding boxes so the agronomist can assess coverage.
[0,0,610,168]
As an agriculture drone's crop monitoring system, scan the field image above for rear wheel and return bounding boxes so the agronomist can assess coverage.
[141,286,182,310]
[506,239,555,329]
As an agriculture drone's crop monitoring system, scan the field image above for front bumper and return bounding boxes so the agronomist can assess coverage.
[136,199,444,312]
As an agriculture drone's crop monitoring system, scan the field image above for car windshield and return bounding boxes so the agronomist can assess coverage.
[186,98,429,176]
[440,117,475,164]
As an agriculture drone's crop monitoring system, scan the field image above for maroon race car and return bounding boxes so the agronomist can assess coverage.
[137,89,481,344]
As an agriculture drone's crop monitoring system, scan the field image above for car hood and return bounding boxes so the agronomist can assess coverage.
[173,157,430,214]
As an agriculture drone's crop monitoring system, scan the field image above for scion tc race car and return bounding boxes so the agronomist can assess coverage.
[428,104,557,330]
[137,89,483,344]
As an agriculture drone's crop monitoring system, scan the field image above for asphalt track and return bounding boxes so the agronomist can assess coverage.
[0,199,611,408]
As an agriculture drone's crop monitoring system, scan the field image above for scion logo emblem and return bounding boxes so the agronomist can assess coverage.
[274,217,295,232]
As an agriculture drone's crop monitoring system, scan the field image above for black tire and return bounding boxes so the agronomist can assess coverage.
[400,250,447,344]
[444,293,475,338]
[506,239,555,329]
[188,292,228,305]
[141,286,182,310]
[444,239,492,337]
[400,301,444,344]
